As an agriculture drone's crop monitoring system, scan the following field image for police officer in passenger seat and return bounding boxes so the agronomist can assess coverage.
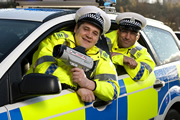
[27,6,120,103]
[105,12,155,81]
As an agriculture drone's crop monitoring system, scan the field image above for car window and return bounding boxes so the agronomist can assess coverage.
[0,20,41,62]
[143,25,180,64]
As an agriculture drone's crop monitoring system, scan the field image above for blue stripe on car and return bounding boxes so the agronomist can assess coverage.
[85,100,117,120]
[118,79,127,120]
[9,108,23,120]
[0,112,8,120]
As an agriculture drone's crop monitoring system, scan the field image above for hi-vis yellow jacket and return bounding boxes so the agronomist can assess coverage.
[105,30,155,81]
[27,30,120,101]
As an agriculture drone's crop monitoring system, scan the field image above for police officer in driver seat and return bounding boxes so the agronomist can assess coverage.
[27,6,120,103]
[105,12,155,81]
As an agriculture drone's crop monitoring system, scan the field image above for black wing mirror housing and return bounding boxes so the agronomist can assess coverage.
[12,73,61,102]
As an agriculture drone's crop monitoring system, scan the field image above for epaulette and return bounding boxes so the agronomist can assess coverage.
[101,50,109,61]
[54,32,68,40]
[130,45,143,59]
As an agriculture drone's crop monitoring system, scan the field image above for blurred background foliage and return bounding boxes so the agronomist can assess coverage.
[115,0,180,31]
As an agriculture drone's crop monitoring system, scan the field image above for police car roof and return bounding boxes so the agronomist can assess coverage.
[0,8,75,22]
[145,17,173,32]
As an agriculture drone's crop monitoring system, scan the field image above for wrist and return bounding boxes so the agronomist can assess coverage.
[84,79,96,91]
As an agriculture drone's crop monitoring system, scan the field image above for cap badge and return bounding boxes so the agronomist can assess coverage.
[95,13,101,18]
[130,17,135,23]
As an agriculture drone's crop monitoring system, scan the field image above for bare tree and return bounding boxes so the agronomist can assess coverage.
[115,0,180,31]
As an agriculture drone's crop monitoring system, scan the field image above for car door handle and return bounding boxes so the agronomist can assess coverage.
[93,100,109,107]
[153,79,165,91]
[93,100,111,111]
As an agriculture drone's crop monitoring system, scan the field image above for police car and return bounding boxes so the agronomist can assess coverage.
[0,1,180,120]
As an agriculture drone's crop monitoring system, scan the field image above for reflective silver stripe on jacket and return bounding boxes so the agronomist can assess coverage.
[33,56,56,71]
[94,74,117,81]
[106,37,113,52]
[141,62,152,73]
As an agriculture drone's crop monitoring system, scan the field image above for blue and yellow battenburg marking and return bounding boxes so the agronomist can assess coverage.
[2,64,180,120]
[117,70,158,120]
[156,65,180,115]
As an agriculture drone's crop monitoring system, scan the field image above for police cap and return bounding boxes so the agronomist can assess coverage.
[75,6,111,35]
[116,12,147,32]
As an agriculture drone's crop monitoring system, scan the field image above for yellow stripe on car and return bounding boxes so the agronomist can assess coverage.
[124,72,158,120]
[20,92,85,120]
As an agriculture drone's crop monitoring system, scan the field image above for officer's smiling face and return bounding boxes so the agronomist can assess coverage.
[74,22,100,50]
[117,29,139,48]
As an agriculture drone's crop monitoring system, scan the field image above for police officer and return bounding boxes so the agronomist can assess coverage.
[105,12,155,81]
[27,6,119,102]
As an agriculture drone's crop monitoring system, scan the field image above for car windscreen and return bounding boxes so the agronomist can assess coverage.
[0,20,41,62]
[143,25,180,64]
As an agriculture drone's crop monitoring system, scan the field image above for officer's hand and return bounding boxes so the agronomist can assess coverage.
[71,67,96,90]
[123,56,138,69]
[77,88,95,102]
[71,67,88,87]
[110,52,122,57]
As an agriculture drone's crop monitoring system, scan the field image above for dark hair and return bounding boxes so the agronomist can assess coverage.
[119,25,139,33]
[76,21,84,29]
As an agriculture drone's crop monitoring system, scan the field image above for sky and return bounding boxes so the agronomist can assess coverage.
[150,0,163,3]
[140,0,163,4]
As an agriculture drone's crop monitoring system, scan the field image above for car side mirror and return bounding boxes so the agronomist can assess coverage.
[12,73,61,102]
[20,73,61,94]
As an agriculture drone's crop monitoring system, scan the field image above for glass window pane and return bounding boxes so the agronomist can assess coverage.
[143,26,180,64]
[0,20,41,62]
